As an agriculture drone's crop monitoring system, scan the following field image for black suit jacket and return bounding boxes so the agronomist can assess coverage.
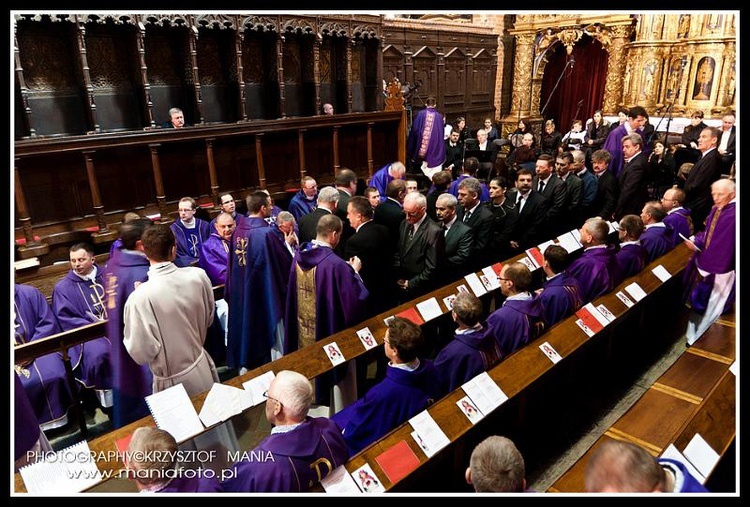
[615,152,649,220]
[297,207,331,245]
[443,219,474,277]
[533,174,567,236]
[684,149,723,231]
[507,189,547,251]
[374,198,406,247]
[718,126,736,171]
[591,170,619,221]
[485,200,519,262]
[345,220,393,315]
[458,204,494,270]
[396,217,445,296]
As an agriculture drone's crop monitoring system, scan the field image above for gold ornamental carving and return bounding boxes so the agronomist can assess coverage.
[510,33,534,115]
[602,24,634,114]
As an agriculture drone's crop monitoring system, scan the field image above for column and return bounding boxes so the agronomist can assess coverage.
[602,25,634,115]
[188,25,204,125]
[148,144,171,223]
[82,150,116,242]
[135,19,155,128]
[74,15,100,133]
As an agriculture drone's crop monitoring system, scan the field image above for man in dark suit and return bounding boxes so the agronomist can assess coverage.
[298,186,340,245]
[334,168,358,254]
[590,149,619,221]
[456,177,494,271]
[374,179,407,247]
[443,128,464,179]
[614,133,650,221]
[507,167,547,252]
[435,193,474,283]
[684,126,723,232]
[345,196,393,317]
[555,151,583,232]
[395,191,445,301]
[532,153,567,237]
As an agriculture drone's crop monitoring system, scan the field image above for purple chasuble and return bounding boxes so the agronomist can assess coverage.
[407,107,446,168]
[225,217,292,369]
[567,245,621,303]
[198,232,230,286]
[14,284,75,426]
[170,218,211,267]
[104,250,153,428]
[538,272,584,328]
[433,327,501,394]
[485,296,546,358]
[222,417,348,492]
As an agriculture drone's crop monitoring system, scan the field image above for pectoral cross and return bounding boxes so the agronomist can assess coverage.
[188,233,200,256]
[89,280,108,320]
[235,237,248,267]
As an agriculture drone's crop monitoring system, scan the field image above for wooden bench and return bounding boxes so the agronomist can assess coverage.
[306,243,695,492]
[547,311,736,493]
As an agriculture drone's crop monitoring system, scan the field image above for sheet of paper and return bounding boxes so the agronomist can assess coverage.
[683,433,720,479]
[729,361,738,376]
[571,228,582,245]
[556,231,582,252]
[242,370,276,407]
[409,410,450,458]
[199,382,250,427]
[575,303,607,334]
[539,341,563,364]
[442,293,457,311]
[416,297,443,322]
[651,264,672,282]
[19,440,102,493]
[351,463,385,493]
[596,303,616,323]
[462,371,508,415]
[524,247,543,269]
[615,291,635,308]
[625,282,648,301]
[456,395,484,424]
[607,220,618,234]
[321,465,362,493]
[145,383,204,442]
[516,255,538,272]
[660,443,706,484]
[464,272,488,297]
[456,284,470,295]
[324,341,346,366]
[357,326,378,350]
[489,262,504,276]
[481,266,501,290]
[537,239,555,256]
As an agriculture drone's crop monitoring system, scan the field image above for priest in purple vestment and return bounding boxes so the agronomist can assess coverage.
[125,427,223,493]
[14,372,53,471]
[662,187,693,246]
[433,291,501,395]
[615,214,648,281]
[284,214,369,406]
[407,96,446,179]
[684,179,735,345]
[486,262,546,358]
[639,201,675,264]
[103,218,155,428]
[537,245,584,328]
[602,105,649,177]
[369,161,406,202]
[52,242,112,403]
[332,317,441,455]
[14,283,75,429]
[198,212,235,286]
[223,370,348,492]
[170,196,212,267]
[568,218,622,303]
[226,191,292,370]
[288,176,319,220]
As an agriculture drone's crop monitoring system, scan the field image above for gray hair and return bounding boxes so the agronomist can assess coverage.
[272,370,313,421]
[317,186,340,204]
[436,192,458,208]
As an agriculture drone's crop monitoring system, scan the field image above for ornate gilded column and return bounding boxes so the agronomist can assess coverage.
[501,33,534,132]
[602,24,634,114]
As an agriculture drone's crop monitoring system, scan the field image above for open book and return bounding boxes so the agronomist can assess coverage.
[145,383,205,443]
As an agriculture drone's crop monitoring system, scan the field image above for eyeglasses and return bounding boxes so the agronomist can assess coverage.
[262,390,283,407]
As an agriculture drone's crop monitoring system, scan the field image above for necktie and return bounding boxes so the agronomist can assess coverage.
[464,210,472,223]
[408,225,416,240]
[539,180,545,193]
